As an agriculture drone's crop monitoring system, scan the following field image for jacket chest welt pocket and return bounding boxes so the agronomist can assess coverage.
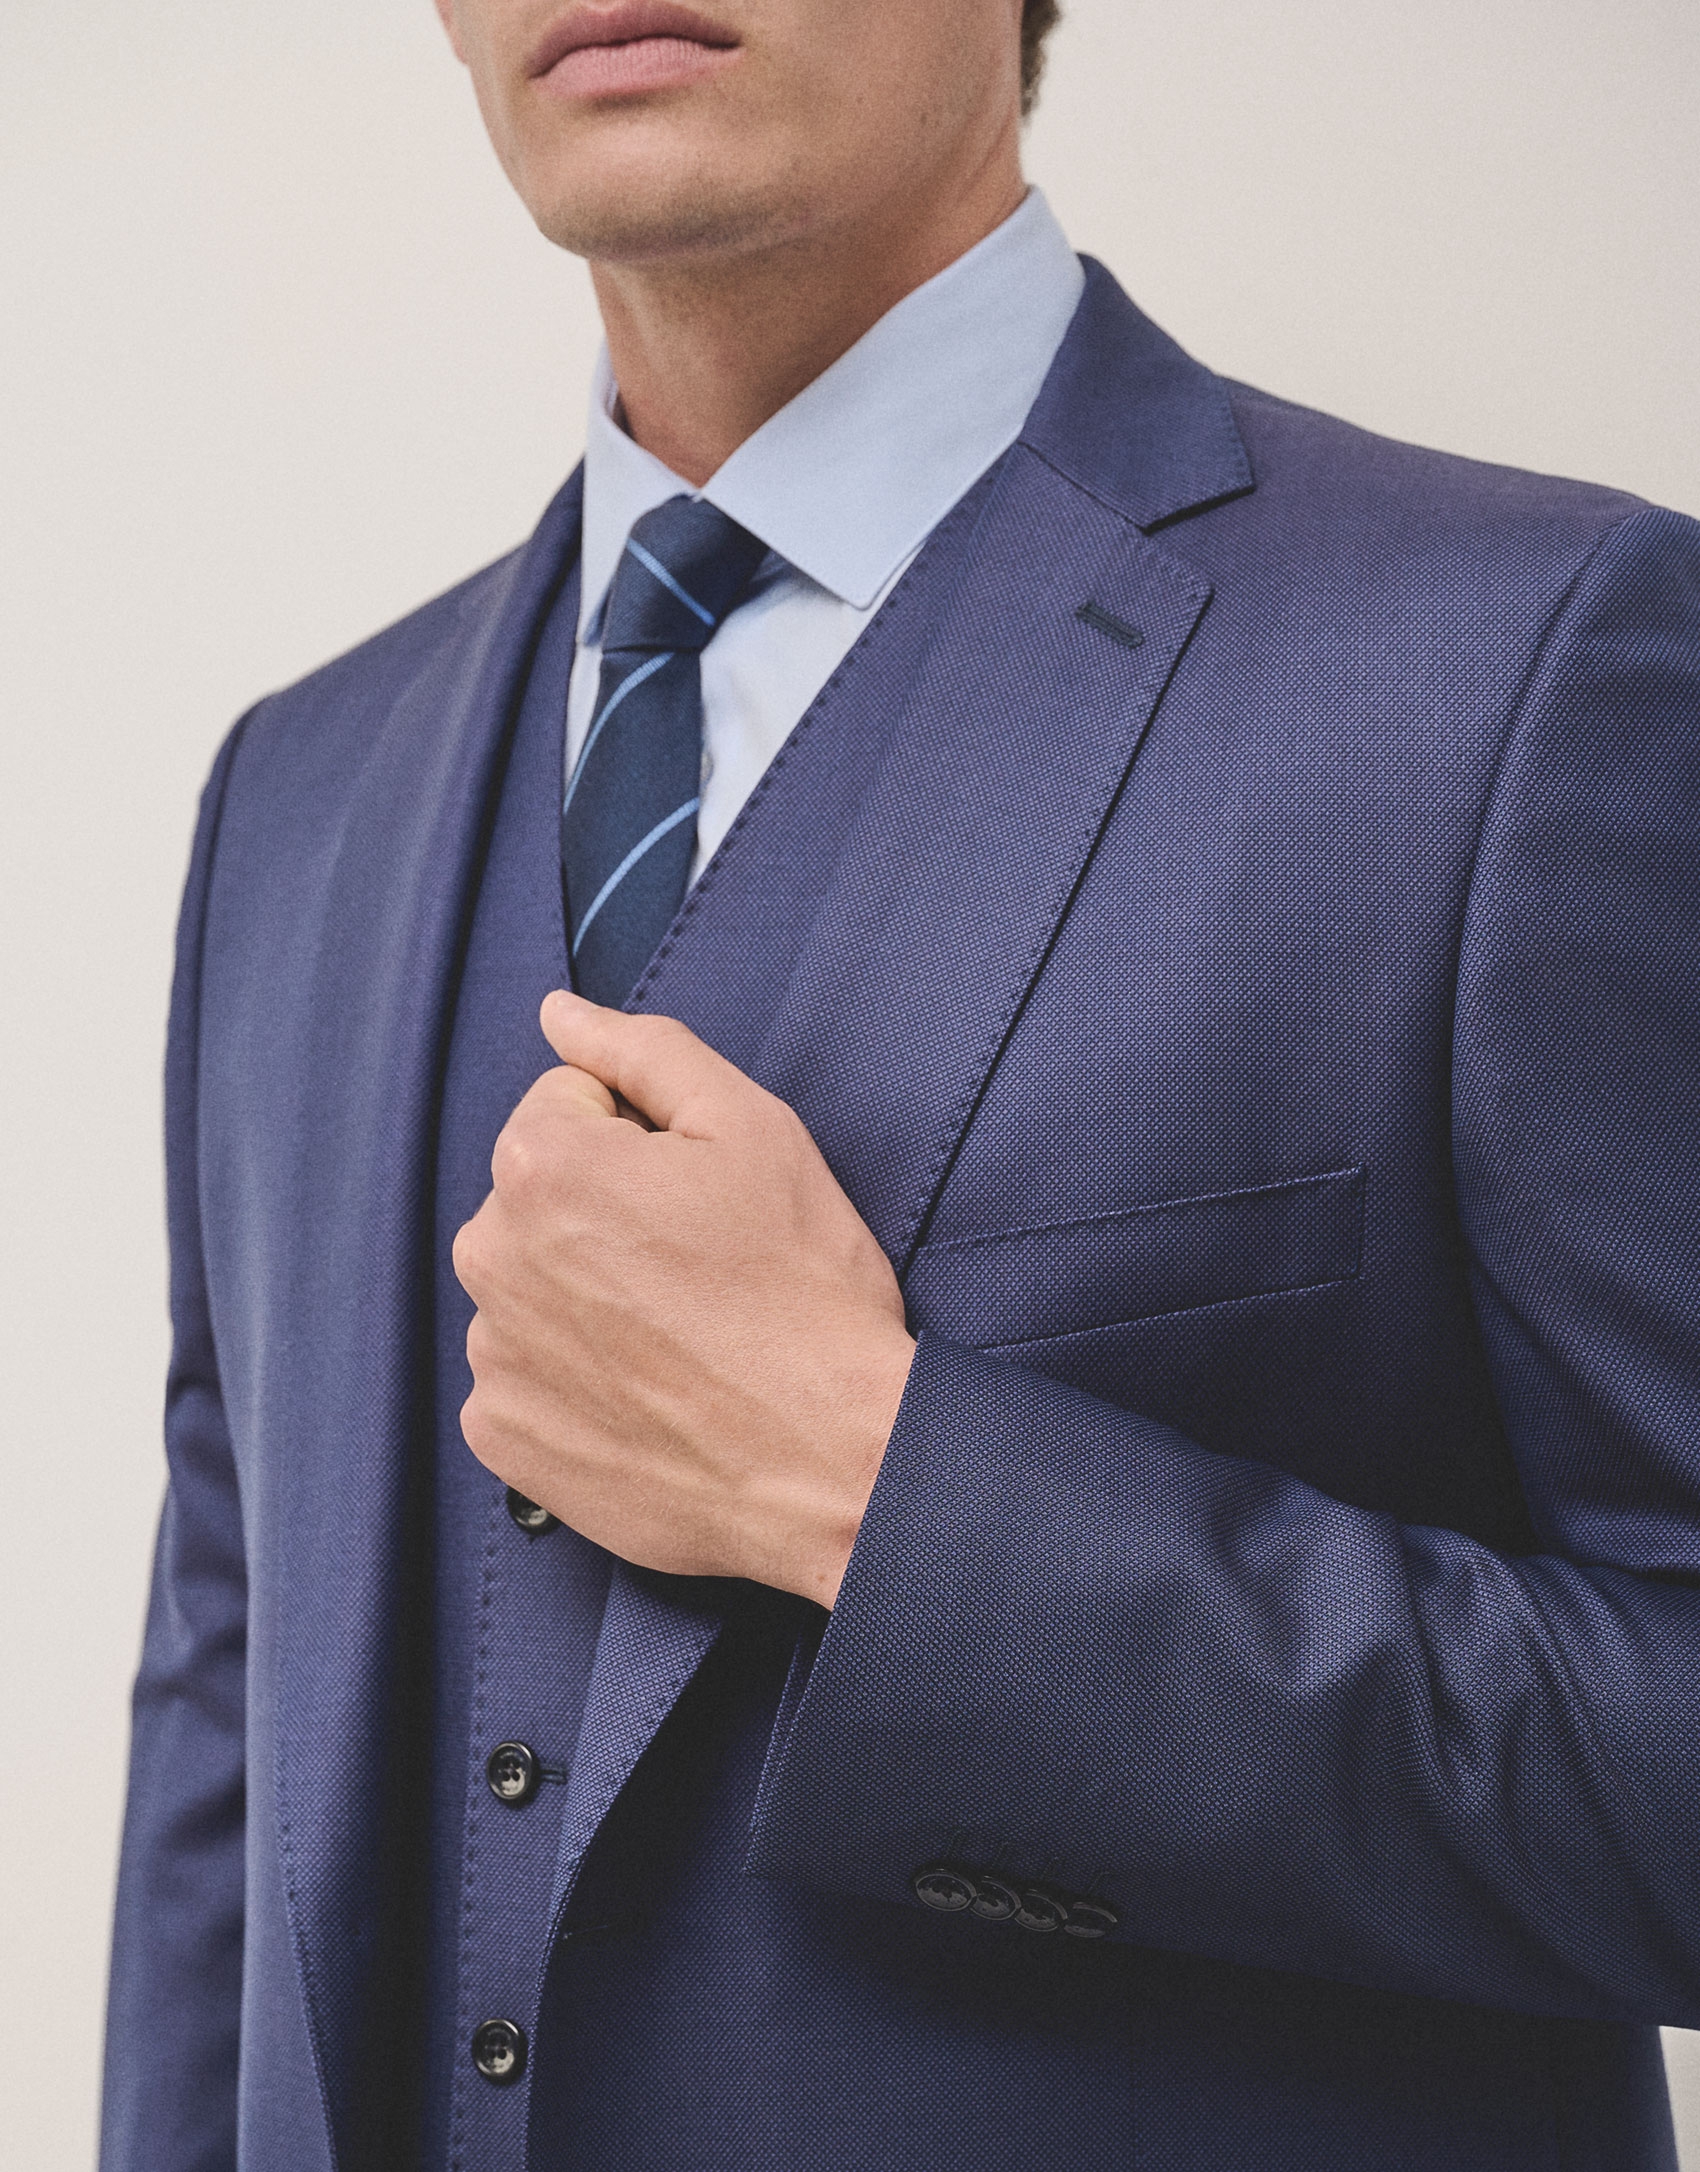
[903,1167,1366,1351]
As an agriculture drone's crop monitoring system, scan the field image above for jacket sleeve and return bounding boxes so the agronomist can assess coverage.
[746,505,1700,2027]
[101,720,252,2172]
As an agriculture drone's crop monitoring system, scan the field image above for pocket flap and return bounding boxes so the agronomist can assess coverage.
[905,1167,1366,1349]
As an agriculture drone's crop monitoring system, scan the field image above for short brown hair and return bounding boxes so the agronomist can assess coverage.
[1021,0,1062,117]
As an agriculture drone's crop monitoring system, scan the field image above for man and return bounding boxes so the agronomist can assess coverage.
[100,0,1700,2166]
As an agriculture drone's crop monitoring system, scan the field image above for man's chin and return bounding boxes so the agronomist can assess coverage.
[533,180,797,269]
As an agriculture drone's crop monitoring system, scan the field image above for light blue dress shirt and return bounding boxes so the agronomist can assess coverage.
[568,188,1086,878]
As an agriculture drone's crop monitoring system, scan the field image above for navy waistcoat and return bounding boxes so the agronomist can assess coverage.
[424,546,611,2168]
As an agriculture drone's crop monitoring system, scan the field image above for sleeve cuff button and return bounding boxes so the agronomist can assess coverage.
[912,1864,979,1912]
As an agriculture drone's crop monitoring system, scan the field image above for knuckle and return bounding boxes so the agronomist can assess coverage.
[459,1391,495,1468]
[490,1121,540,1199]
[641,1014,689,1055]
[464,1310,493,1374]
[451,1218,487,1292]
[760,1098,809,1158]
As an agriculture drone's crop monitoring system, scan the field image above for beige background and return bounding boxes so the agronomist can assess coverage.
[3,1,1698,2162]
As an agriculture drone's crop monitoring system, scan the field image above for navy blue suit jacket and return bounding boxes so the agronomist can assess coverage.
[103,265,1700,2170]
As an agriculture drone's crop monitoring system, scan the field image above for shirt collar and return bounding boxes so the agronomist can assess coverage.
[578,187,1085,631]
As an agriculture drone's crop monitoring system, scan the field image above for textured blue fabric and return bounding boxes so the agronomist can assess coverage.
[563,496,766,1003]
[102,261,1699,2171]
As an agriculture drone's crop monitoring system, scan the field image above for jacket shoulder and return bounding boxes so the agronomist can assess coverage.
[244,546,526,744]
[1221,378,1651,554]
[1151,379,1698,813]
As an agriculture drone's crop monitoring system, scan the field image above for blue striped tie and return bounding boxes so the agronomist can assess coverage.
[563,496,766,1005]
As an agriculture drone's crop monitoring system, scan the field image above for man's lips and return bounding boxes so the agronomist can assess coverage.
[528,2,740,98]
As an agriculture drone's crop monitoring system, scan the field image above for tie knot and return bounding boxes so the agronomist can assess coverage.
[602,496,768,656]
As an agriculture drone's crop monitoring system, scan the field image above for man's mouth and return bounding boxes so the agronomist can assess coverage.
[528,2,741,99]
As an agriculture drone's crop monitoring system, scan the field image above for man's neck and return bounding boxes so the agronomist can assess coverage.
[589,160,1028,487]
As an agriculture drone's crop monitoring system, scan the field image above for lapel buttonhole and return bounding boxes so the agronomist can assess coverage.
[1076,600,1147,651]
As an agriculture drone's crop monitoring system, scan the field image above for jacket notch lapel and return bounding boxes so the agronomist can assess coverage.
[753,443,1215,1272]
[746,261,1251,1265]
[1025,258,1255,532]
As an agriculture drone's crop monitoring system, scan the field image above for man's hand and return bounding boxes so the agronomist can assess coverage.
[452,991,917,1608]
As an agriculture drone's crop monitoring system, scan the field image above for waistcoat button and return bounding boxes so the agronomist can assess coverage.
[505,1488,559,1535]
[486,1741,541,1806]
[471,2017,527,2086]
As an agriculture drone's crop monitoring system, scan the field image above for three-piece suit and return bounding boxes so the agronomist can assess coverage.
[102,255,1700,2170]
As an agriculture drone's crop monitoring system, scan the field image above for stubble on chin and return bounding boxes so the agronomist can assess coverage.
[519,130,822,270]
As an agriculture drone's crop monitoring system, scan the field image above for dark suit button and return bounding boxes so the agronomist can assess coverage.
[1064,1897,1120,1940]
[471,2017,527,2086]
[912,1864,978,1912]
[506,1488,558,1535]
[970,1873,1020,1923]
[486,1741,541,1806]
[1013,1886,1068,1934]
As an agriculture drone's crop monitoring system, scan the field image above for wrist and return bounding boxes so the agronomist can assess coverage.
[787,1319,916,1609]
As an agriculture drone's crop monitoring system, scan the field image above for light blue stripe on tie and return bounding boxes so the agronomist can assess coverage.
[571,797,701,957]
[562,649,676,822]
[625,538,717,629]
